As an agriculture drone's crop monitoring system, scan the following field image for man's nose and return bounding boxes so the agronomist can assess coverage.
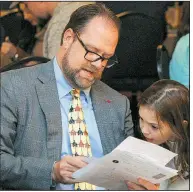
[91,59,105,70]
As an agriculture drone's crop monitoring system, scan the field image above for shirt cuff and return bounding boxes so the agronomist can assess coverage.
[51,161,57,188]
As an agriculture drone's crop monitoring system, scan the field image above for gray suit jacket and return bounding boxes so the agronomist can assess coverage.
[0,60,134,189]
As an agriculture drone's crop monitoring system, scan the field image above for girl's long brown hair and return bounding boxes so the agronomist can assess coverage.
[138,79,189,177]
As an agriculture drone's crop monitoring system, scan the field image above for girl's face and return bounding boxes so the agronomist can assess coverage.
[139,105,174,145]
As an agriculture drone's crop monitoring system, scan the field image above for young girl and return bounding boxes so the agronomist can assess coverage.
[126,79,189,190]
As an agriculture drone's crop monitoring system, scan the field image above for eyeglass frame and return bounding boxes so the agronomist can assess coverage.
[75,32,118,69]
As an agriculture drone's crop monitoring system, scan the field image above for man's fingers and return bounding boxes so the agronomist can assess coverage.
[64,164,80,173]
[59,170,77,184]
[54,156,88,183]
[64,156,87,168]
[138,178,160,190]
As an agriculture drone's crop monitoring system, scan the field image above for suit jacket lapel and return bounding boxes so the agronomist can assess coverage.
[35,61,62,161]
[91,82,117,155]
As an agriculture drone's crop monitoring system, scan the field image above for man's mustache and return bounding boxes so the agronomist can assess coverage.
[84,64,103,80]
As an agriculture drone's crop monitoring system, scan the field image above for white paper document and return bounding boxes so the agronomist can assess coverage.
[72,136,178,190]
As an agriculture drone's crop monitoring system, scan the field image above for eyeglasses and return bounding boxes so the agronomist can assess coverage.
[75,32,118,69]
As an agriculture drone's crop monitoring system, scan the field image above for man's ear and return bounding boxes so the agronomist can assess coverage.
[61,28,75,49]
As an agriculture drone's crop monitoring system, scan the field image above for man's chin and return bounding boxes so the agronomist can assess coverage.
[74,78,95,89]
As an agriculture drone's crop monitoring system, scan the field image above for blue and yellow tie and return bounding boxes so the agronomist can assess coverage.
[68,89,96,190]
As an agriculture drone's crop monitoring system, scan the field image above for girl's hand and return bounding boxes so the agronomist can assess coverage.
[126,178,160,190]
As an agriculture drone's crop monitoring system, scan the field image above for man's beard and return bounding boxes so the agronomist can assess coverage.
[61,51,101,89]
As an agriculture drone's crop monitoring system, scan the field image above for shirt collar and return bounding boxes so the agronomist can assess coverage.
[53,57,91,101]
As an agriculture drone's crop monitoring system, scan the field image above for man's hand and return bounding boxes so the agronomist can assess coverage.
[126,178,160,190]
[52,155,87,184]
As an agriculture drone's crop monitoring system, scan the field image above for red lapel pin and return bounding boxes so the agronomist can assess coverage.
[105,99,112,103]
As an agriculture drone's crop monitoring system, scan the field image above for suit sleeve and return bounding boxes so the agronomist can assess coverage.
[0,74,54,189]
[124,96,134,137]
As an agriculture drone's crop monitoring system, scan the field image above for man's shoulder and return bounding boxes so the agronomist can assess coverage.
[180,33,189,43]
[175,33,189,51]
[2,63,41,78]
[93,80,125,98]
[172,33,189,64]
[1,62,52,87]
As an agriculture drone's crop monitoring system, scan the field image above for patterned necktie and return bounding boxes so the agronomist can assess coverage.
[68,89,96,190]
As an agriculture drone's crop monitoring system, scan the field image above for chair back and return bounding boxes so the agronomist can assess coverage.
[0,12,36,52]
[0,24,5,46]
[102,12,163,91]
[156,45,170,79]
[0,56,50,73]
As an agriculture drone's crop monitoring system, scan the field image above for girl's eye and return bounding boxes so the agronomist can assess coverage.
[151,125,159,130]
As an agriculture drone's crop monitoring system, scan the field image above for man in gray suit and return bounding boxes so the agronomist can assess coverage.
[1,4,134,190]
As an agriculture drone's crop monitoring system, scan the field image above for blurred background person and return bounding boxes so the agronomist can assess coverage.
[0,2,38,67]
[0,1,94,68]
[17,1,94,59]
[169,1,190,88]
